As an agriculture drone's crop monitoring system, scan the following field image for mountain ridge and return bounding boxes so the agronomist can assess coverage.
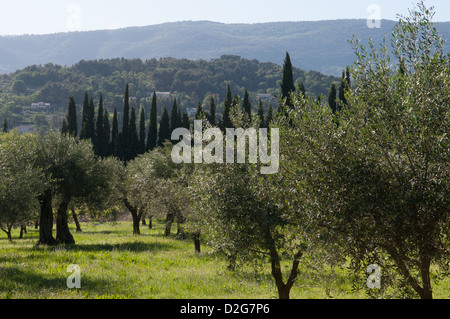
[1,20,449,76]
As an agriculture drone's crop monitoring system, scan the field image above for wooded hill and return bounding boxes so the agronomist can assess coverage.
[0,20,449,76]
[0,55,339,130]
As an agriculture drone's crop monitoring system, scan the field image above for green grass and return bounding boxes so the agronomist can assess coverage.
[0,221,447,299]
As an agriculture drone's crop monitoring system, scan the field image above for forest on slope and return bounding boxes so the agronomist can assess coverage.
[0,55,339,131]
[1,20,449,76]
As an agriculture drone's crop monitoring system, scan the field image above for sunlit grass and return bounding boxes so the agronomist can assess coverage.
[0,221,447,299]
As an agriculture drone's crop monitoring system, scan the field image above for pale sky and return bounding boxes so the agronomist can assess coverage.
[0,0,449,36]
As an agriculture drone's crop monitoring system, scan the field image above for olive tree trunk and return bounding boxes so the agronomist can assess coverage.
[123,198,143,235]
[165,212,175,236]
[193,231,201,253]
[266,229,303,299]
[37,189,57,245]
[0,223,13,241]
[71,206,82,233]
[56,198,75,245]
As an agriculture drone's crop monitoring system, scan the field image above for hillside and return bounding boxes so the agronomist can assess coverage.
[0,55,339,131]
[1,20,449,76]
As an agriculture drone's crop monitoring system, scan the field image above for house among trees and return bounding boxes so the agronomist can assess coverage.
[156,92,171,99]
[31,102,50,110]
[256,93,275,101]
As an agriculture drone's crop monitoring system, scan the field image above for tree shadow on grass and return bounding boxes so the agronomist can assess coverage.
[0,266,116,297]
[63,241,177,253]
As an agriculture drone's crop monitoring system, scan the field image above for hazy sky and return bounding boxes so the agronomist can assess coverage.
[0,0,449,36]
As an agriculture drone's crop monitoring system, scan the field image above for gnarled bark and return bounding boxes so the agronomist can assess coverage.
[56,198,75,245]
[37,189,57,246]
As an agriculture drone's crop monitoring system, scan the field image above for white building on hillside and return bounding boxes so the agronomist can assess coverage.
[31,102,50,110]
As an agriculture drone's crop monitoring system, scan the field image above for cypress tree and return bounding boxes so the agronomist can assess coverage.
[328,83,338,114]
[257,100,265,128]
[182,112,190,130]
[95,93,104,155]
[146,92,158,151]
[117,84,131,161]
[87,97,96,139]
[138,106,146,155]
[170,99,179,133]
[222,84,233,130]
[66,96,78,137]
[281,52,295,108]
[242,89,252,122]
[209,96,216,126]
[128,106,139,160]
[61,119,68,135]
[122,84,130,144]
[265,103,273,128]
[338,67,351,110]
[103,109,111,157]
[177,108,182,130]
[79,92,89,139]
[2,117,8,133]
[338,70,347,108]
[80,92,95,140]
[111,107,119,157]
[195,101,203,120]
[158,107,170,147]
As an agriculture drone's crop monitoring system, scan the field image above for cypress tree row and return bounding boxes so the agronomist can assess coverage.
[146,92,158,151]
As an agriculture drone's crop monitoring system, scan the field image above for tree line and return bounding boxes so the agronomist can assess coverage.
[0,2,448,300]
[59,80,276,163]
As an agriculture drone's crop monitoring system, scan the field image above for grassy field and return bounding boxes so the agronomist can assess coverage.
[0,220,448,299]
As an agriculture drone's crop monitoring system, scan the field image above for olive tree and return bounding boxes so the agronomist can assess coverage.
[0,132,46,240]
[36,131,115,245]
[279,2,449,299]
[120,144,191,236]
[186,108,312,300]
